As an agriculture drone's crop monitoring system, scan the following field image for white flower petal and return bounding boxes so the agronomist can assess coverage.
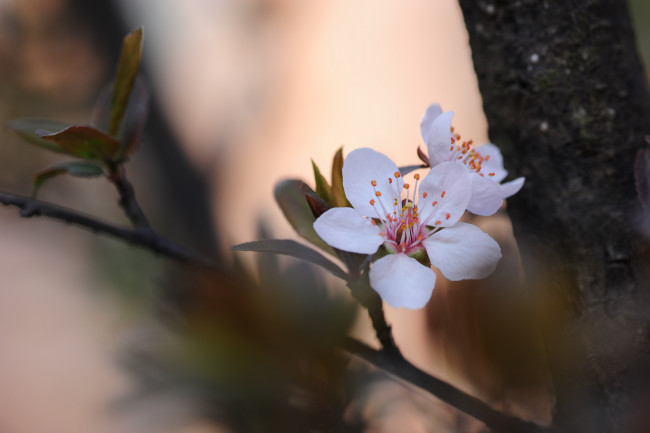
[369,254,436,310]
[313,207,383,254]
[475,143,508,182]
[343,148,403,217]
[417,161,471,226]
[423,222,502,281]
[467,174,504,216]
[420,103,443,144]
[499,177,525,198]
[426,111,455,166]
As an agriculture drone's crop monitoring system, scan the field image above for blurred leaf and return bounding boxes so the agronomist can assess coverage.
[93,78,150,161]
[109,27,143,136]
[37,125,120,161]
[274,179,334,254]
[279,261,356,344]
[276,180,368,279]
[330,147,350,207]
[398,164,425,176]
[255,220,281,282]
[9,118,72,154]
[312,160,333,205]
[32,160,106,197]
[233,239,347,281]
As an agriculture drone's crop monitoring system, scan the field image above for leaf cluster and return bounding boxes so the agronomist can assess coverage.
[9,27,148,196]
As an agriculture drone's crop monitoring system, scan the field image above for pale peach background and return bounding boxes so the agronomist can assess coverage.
[0,1,504,432]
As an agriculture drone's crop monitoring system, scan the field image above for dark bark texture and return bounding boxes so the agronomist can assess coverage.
[458,1,650,432]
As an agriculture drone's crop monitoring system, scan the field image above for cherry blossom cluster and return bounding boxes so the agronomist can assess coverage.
[313,104,524,310]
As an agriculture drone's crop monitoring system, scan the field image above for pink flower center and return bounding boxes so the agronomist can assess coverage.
[446,128,495,178]
[368,172,445,255]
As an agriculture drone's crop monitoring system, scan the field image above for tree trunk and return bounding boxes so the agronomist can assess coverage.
[458,1,650,432]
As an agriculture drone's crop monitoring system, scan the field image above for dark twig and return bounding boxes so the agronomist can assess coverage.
[0,189,554,432]
[342,337,556,433]
[108,166,152,230]
[0,191,224,272]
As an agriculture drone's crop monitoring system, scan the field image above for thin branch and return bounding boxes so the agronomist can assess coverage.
[342,337,557,433]
[0,189,554,432]
[108,166,151,230]
[347,274,401,357]
[0,191,224,272]
[361,292,400,356]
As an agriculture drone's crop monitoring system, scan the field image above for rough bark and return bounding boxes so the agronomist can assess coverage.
[458,1,650,432]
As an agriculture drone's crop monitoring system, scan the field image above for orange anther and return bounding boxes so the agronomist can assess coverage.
[371,180,377,186]
[371,219,377,225]
[450,126,455,132]
[445,213,451,220]
[404,184,410,190]
[370,199,375,205]
[414,173,420,180]
[432,201,438,206]
[422,192,428,198]
[451,137,456,144]
[468,139,473,145]
[488,172,495,176]
[388,178,393,184]
[435,220,441,225]
[375,191,382,197]
[441,191,446,198]
[394,172,401,178]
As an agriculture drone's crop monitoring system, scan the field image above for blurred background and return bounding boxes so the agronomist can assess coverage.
[0,1,648,432]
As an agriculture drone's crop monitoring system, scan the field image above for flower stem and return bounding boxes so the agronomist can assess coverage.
[347,274,401,357]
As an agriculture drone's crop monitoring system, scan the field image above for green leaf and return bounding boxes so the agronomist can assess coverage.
[233,239,348,281]
[93,78,149,161]
[109,27,143,136]
[9,118,72,154]
[274,179,334,254]
[32,160,106,197]
[115,79,149,160]
[330,147,350,207]
[37,125,120,161]
[312,160,333,205]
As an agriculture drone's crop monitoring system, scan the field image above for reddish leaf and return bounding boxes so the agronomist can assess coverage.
[417,146,430,166]
[9,118,72,154]
[37,126,120,161]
